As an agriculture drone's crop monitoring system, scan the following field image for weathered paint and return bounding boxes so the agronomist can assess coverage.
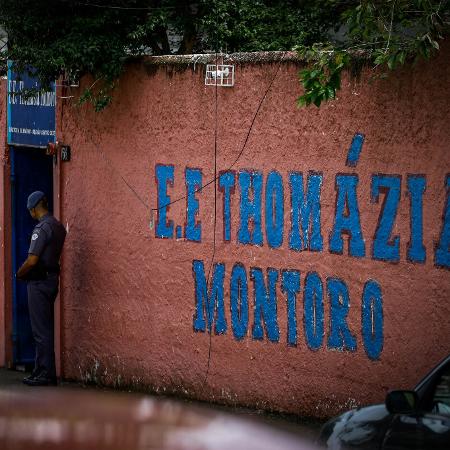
[1,46,450,418]
[0,80,7,367]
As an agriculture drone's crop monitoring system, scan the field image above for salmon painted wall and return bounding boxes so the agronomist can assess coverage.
[57,48,449,417]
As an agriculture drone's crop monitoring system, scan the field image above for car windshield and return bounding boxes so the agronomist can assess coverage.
[414,355,450,395]
[431,364,450,415]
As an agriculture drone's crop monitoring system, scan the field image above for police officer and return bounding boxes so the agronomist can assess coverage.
[16,191,66,386]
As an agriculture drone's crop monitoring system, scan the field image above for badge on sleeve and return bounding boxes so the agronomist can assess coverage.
[32,233,39,241]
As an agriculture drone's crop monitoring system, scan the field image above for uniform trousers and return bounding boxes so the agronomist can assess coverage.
[27,274,59,379]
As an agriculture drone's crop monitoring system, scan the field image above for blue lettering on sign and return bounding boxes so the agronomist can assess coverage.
[435,174,450,268]
[327,278,357,352]
[192,260,227,334]
[303,272,324,351]
[329,175,365,257]
[230,263,249,340]
[289,172,323,252]
[265,171,284,248]
[361,280,383,360]
[238,171,263,245]
[155,164,174,239]
[407,175,426,263]
[185,168,202,242]
[281,270,300,346]
[219,171,235,242]
[371,175,401,262]
[251,268,280,342]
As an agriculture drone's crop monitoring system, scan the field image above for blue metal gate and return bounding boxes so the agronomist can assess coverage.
[11,146,54,366]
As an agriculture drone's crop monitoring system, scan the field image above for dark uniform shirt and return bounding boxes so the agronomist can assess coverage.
[28,214,66,272]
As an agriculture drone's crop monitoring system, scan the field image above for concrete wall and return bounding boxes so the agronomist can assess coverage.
[0,80,5,366]
[0,80,11,368]
[39,47,450,417]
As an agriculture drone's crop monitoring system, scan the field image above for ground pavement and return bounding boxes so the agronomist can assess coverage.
[0,367,325,443]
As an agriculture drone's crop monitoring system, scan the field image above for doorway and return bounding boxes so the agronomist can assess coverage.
[10,146,54,368]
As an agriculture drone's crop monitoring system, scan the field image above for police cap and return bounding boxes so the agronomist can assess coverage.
[27,191,46,210]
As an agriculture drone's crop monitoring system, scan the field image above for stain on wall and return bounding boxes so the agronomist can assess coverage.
[53,47,449,418]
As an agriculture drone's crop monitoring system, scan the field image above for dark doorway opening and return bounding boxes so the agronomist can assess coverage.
[10,146,53,368]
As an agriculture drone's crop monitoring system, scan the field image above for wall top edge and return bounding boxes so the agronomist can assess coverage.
[140,50,301,67]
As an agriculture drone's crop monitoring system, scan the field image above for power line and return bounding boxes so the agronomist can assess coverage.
[96,50,285,216]
[99,147,150,209]
[77,2,175,10]
[150,51,286,213]
[98,52,286,216]
[201,1,220,387]
[93,51,285,396]
[93,49,286,389]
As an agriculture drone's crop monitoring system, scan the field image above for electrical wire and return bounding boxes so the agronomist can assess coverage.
[99,147,150,209]
[201,0,220,387]
[97,51,285,218]
[149,50,286,214]
[200,51,286,388]
[93,47,286,389]
[77,2,175,10]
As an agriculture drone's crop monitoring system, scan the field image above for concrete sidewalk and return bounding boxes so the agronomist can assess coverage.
[0,367,79,390]
[0,367,325,441]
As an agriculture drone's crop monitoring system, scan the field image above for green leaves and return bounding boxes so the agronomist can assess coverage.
[297,0,448,108]
[297,46,349,108]
[199,0,334,53]
[0,0,336,110]
[0,1,447,111]
[0,0,172,111]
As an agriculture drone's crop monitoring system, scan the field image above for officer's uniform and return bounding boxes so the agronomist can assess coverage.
[27,212,66,380]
